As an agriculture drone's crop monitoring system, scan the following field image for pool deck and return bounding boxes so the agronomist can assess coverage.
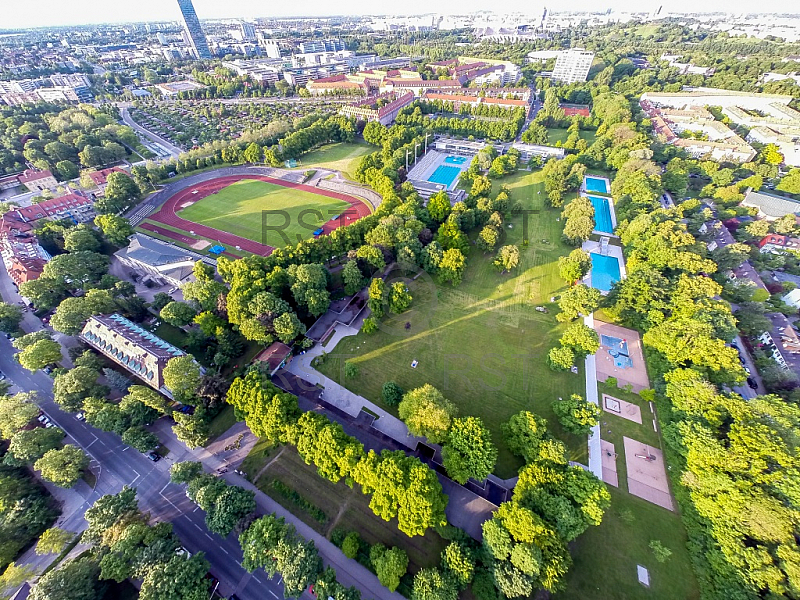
[581,239,626,295]
[407,149,472,191]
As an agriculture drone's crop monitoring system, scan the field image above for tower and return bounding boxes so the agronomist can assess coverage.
[176,0,211,59]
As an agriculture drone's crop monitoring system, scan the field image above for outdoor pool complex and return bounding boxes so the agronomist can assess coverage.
[590,253,621,292]
[585,176,609,194]
[589,195,614,233]
[427,164,462,187]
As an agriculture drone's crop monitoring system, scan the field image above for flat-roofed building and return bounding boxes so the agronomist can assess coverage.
[551,48,594,84]
[742,190,800,220]
[80,313,191,398]
[115,233,201,287]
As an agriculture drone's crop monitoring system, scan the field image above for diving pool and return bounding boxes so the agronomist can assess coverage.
[589,195,614,233]
[590,253,621,293]
[428,164,462,187]
[585,176,609,194]
[444,155,468,165]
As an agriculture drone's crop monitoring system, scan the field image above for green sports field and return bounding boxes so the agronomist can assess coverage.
[177,179,353,248]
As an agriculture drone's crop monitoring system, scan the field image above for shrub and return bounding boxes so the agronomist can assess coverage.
[342,532,361,559]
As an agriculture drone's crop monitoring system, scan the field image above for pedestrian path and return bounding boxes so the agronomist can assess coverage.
[584,313,603,480]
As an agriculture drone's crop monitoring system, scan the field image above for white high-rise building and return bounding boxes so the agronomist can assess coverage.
[551,48,594,84]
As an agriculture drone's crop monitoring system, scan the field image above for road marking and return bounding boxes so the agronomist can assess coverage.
[269,590,278,598]
[193,523,203,531]
[221,547,230,555]
[253,576,263,584]
[205,534,213,541]
[130,469,141,485]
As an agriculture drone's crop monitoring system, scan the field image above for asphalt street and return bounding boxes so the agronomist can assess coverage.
[120,106,184,159]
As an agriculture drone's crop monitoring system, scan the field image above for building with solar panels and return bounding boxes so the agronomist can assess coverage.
[176,0,211,59]
[80,314,196,398]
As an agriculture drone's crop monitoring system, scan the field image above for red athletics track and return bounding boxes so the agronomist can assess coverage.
[147,175,372,257]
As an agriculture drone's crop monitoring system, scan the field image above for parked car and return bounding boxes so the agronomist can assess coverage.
[146,452,160,462]
[75,412,86,421]
[176,546,192,558]
[747,377,758,390]
[168,287,178,294]
[744,366,751,375]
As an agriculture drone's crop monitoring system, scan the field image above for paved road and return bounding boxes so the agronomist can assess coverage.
[120,107,184,159]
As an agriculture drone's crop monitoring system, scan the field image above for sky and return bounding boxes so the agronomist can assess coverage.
[0,0,790,29]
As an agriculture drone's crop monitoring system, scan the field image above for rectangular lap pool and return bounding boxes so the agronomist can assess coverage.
[590,253,621,293]
[589,195,614,233]
[585,176,609,194]
[428,164,462,188]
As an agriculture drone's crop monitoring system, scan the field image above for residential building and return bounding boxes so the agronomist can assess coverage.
[299,39,345,54]
[260,39,282,59]
[176,0,212,59]
[239,22,256,41]
[730,261,768,292]
[255,342,293,377]
[783,288,800,309]
[80,314,190,398]
[0,232,50,287]
[339,92,415,125]
[741,190,800,220]
[84,166,127,195]
[18,169,57,192]
[509,143,565,161]
[747,126,800,168]
[15,192,95,224]
[551,48,594,84]
[758,312,800,373]
[758,234,800,254]
[421,91,530,116]
[115,233,202,287]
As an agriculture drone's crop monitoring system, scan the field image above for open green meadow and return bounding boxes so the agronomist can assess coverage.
[316,170,586,478]
[556,380,699,600]
[177,179,353,247]
[290,142,373,180]
[547,127,597,146]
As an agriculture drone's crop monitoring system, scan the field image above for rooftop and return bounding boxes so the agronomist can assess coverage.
[742,190,800,219]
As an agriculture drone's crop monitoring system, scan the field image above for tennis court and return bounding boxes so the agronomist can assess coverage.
[427,165,462,188]
[589,195,614,233]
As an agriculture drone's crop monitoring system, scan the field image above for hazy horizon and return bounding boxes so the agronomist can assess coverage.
[1,0,796,30]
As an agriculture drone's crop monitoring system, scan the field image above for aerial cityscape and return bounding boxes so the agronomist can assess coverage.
[0,2,799,600]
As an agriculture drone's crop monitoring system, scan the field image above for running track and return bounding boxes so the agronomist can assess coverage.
[146,175,372,257]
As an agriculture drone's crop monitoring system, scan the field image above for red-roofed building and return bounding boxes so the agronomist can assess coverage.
[0,232,49,287]
[255,342,293,377]
[340,92,415,126]
[15,191,95,224]
[382,77,463,96]
[759,234,800,254]
[422,92,531,116]
[18,169,57,192]
[84,166,127,194]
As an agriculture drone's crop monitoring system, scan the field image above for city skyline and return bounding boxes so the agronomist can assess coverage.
[0,0,796,29]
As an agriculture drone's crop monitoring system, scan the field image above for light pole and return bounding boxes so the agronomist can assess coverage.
[414,143,420,165]
[424,132,430,153]
[405,148,410,172]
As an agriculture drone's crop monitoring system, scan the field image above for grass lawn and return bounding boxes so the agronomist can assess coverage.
[556,380,699,600]
[177,179,352,248]
[207,405,236,440]
[316,170,586,478]
[547,127,597,146]
[291,142,373,181]
[243,442,447,575]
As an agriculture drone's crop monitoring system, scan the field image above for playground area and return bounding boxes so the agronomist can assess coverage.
[603,394,643,424]
[623,437,674,511]
[593,321,650,391]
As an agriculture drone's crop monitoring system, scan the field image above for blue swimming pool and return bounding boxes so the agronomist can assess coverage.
[428,165,461,187]
[444,155,467,165]
[589,195,614,233]
[590,253,621,293]
[585,176,609,194]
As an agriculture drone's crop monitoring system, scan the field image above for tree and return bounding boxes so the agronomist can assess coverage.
[170,461,204,484]
[52,366,106,412]
[51,290,116,335]
[438,249,466,286]
[273,311,306,343]
[17,338,62,371]
[0,303,22,334]
[160,302,197,327]
[502,411,549,464]
[99,172,140,214]
[398,384,457,444]
[6,427,64,466]
[172,412,209,448]
[370,545,409,593]
[556,284,601,322]
[427,192,452,223]
[63,227,100,252]
[547,346,575,371]
[163,356,202,403]
[341,532,360,559]
[36,527,74,555]
[0,392,41,439]
[477,226,499,253]
[558,249,591,285]
[382,381,404,406]
[29,557,101,600]
[94,214,134,246]
[243,142,263,164]
[442,417,498,484]
[19,277,68,310]
[42,251,108,290]
[35,445,89,488]
[55,160,79,181]
[388,282,412,314]
[139,554,210,600]
[342,260,364,296]
[761,143,784,166]
[552,394,600,435]
[205,486,256,536]
[559,322,600,358]
[411,567,458,600]
[493,245,520,273]
[368,278,387,317]
[121,426,159,452]
[441,542,475,587]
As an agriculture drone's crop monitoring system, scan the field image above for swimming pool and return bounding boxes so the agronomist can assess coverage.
[444,155,468,165]
[585,176,609,194]
[589,195,614,233]
[428,165,462,187]
[590,253,621,293]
